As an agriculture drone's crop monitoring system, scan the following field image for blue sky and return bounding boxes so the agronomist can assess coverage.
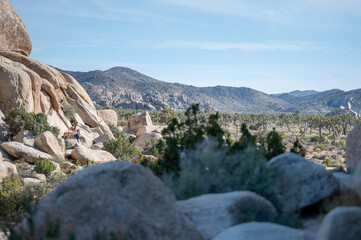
[10,0,361,93]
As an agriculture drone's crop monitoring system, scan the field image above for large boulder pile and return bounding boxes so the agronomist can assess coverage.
[16,162,204,240]
[266,153,339,213]
[177,191,278,240]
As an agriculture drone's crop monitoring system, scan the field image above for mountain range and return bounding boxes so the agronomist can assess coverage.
[62,67,361,115]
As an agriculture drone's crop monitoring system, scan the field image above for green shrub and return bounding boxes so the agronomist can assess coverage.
[62,102,77,122]
[5,107,59,137]
[161,138,276,200]
[118,121,127,127]
[104,134,140,162]
[310,135,327,144]
[290,139,306,157]
[265,129,285,160]
[142,138,160,157]
[0,177,24,222]
[315,144,327,151]
[34,159,56,175]
[322,157,331,167]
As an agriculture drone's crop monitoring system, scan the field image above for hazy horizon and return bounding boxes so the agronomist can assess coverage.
[11,0,361,94]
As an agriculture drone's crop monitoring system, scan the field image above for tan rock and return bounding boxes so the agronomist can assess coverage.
[14,130,35,146]
[133,132,162,149]
[1,141,51,163]
[97,109,118,127]
[0,0,32,56]
[34,131,63,156]
[0,161,18,182]
[125,111,153,135]
[23,178,42,186]
[71,146,117,164]
[93,133,112,144]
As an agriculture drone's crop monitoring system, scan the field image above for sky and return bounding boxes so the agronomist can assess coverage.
[10,0,361,94]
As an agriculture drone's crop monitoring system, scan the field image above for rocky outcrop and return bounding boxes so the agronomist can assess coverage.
[346,123,361,173]
[1,141,51,163]
[0,50,114,138]
[34,131,63,156]
[177,191,278,240]
[17,162,204,240]
[317,207,361,240]
[124,111,153,135]
[267,153,339,213]
[97,109,118,127]
[213,222,314,240]
[0,0,32,56]
[0,161,18,182]
[70,145,116,164]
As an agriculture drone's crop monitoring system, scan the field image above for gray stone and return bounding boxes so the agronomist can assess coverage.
[346,123,361,173]
[267,153,339,213]
[213,222,314,240]
[177,191,278,240]
[317,206,361,240]
[16,162,204,240]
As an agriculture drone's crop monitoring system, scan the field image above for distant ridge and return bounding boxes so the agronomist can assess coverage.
[62,67,361,115]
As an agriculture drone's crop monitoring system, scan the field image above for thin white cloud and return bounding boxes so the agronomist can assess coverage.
[153,41,325,52]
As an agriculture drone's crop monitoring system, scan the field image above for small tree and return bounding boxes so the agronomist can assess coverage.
[290,139,306,157]
[265,128,285,160]
[103,133,140,162]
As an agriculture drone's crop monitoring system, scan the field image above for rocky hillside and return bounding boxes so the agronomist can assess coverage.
[62,67,290,113]
[64,67,361,115]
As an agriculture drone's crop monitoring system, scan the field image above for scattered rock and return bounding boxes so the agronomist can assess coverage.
[135,125,158,138]
[177,191,278,240]
[34,131,63,156]
[91,142,103,150]
[97,109,118,127]
[0,161,18,182]
[0,145,12,161]
[267,153,339,213]
[23,177,42,186]
[60,162,74,172]
[70,146,117,164]
[133,132,162,149]
[93,133,112,144]
[346,123,361,173]
[14,130,35,146]
[317,206,361,240]
[213,222,314,240]
[1,141,51,164]
[0,0,32,56]
[16,162,204,240]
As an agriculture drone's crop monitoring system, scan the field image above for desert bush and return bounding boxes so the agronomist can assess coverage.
[315,144,327,151]
[322,157,331,167]
[34,160,56,176]
[5,107,59,137]
[290,139,306,157]
[142,138,160,157]
[62,102,77,122]
[310,135,327,144]
[161,138,276,200]
[104,134,140,161]
[0,177,25,223]
[117,121,127,127]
